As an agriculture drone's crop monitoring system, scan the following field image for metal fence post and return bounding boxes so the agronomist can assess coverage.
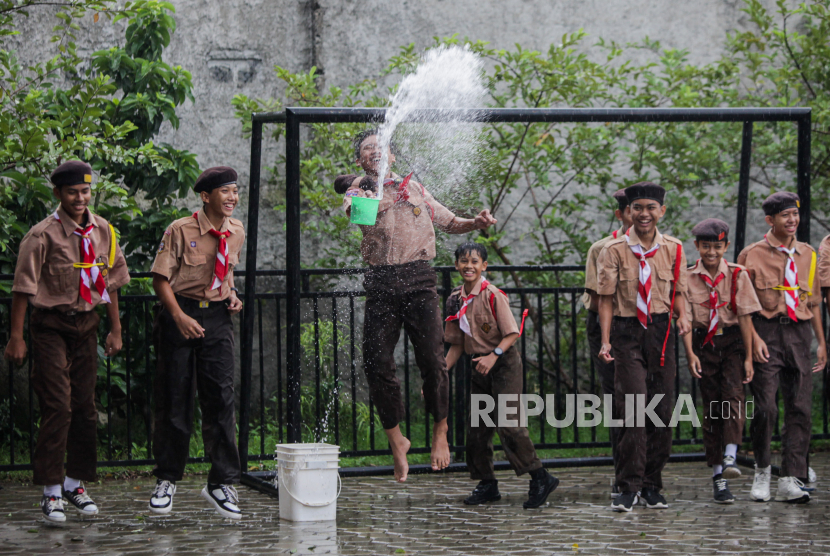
[285,109,303,443]
[797,113,812,244]
[734,121,753,260]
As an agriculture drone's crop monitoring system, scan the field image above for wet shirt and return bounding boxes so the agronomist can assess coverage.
[13,206,130,312]
[151,210,245,301]
[683,258,761,329]
[596,227,688,318]
[341,174,459,266]
[737,237,819,320]
[444,277,521,354]
[818,234,830,290]
[582,228,625,312]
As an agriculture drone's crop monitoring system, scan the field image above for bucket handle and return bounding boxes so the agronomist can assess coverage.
[280,472,342,507]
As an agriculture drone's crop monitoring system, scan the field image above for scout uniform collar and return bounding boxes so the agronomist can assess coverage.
[690,257,729,279]
[611,227,625,239]
[764,232,802,255]
[195,208,232,235]
[462,276,487,298]
[626,226,664,249]
[55,205,96,236]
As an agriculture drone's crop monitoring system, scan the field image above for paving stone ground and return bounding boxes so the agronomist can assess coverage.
[2,454,830,555]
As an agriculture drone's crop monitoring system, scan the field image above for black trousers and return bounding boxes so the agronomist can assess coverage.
[152,297,240,484]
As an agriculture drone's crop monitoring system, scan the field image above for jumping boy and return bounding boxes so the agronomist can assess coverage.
[737,191,825,503]
[682,218,760,503]
[583,188,632,496]
[596,182,690,512]
[337,129,497,482]
[444,242,558,508]
[4,160,130,522]
[148,167,245,518]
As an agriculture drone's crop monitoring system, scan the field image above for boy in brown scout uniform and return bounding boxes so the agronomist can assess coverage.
[737,191,825,504]
[583,188,632,497]
[596,182,690,512]
[444,242,559,509]
[3,160,130,523]
[682,218,761,504]
[336,129,497,482]
[148,167,245,519]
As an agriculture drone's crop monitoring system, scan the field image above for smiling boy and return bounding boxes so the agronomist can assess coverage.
[444,242,558,508]
[596,182,690,512]
[335,129,497,482]
[4,160,130,522]
[682,218,761,503]
[148,167,245,519]
[737,191,825,503]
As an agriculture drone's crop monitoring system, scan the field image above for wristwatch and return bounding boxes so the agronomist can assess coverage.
[493,347,504,357]
[230,287,239,294]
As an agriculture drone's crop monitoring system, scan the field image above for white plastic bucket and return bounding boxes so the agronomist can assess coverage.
[276,443,341,522]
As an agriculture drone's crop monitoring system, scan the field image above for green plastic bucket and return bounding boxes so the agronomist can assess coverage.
[350,196,380,225]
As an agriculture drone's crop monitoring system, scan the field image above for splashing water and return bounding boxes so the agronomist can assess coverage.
[375,45,487,202]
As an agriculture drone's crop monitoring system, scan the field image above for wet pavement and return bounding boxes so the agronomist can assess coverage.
[2,454,830,555]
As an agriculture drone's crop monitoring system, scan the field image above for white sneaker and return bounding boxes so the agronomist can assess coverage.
[149,479,176,515]
[722,455,741,480]
[808,467,817,483]
[776,476,810,503]
[201,484,242,520]
[41,495,66,523]
[750,465,771,502]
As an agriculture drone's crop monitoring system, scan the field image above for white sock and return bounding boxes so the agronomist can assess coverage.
[43,484,62,498]
[713,465,723,477]
[724,444,738,459]
[63,477,81,492]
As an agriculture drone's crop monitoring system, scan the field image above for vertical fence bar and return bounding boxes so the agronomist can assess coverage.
[570,293,579,445]
[144,300,152,457]
[554,292,561,444]
[521,296,527,394]
[7,309,14,465]
[350,294,357,452]
[27,309,34,463]
[404,329,411,440]
[797,113,812,244]
[734,121,753,260]
[284,110,302,444]
[314,295,321,442]
[258,299,265,456]
[106,354,112,460]
[332,298,340,447]
[125,301,132,459]
[276,297,283,443]
[537,293,544,444]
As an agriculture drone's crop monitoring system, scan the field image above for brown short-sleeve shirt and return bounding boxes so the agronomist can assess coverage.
[596,227,687,318]
[12,206,130,312]
[818,234,830,290]
[341,174,459,266]
[737,237,819,320]
[444,278,521,354]
[683,259,761,329]
[151,210,245,301]
[583,228,624,312]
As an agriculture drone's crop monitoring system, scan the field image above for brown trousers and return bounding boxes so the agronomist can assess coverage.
[30,309,100,485]
[611,316,675,493]
[362,261,449,430]
[692,327,747,466]
[750,318,813,478]
[587,310,619,466]
[466,346,542,480]
[152,297,241,484]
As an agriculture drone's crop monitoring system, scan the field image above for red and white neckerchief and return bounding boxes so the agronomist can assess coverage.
[193,212,231,291]
[445,279,491,336]
[393,172,415,203]
[628,237,660,328]
[54,211,110,304]
[765,233,799,321]
[612,230,619,239]
[698,268,727,346]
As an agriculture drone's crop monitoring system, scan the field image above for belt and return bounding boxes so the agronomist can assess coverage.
[693,324,739,336]
[32,307,90,317]
[175,294,227,310]
[613,313,670,324]
[754,315,802,325]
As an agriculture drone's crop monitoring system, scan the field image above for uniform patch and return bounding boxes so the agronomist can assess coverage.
[718,231,725,241]
[481,323,491,333]
[158,242,165,253]
[413,207,421,216]
[797,200,801,208]
[101,268,108,277]
[190,241,197,247]
[164,230,171,236]
[800,292,808,302]
[83,174,92,183]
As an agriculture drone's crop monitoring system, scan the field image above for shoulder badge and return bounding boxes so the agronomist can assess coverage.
[158,241,165,253]
[481,322,491,333]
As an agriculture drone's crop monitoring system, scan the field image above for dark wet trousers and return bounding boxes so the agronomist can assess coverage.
[363,260,449,430]
[466,346,542,480]
[750,318,813,478]
[587,310,619,466]
[152,297,241,484]
[611,315,675,493]
[691,326,747,467]
[30,309,100,486]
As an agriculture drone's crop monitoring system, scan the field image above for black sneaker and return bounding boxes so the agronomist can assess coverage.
[62,484,98,516]
[610,483,621,499]
[713,474,735,504]
[639,487,668,509]
[523,471,559,509]
[611,491,638,512]
[463,480,501,505]
[201,483,242,519]
[149,479,176,515]
[41,495,66,523]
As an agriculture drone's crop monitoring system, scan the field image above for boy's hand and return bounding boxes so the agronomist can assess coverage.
[472,353,498,375]
[173,313,205,339]
[599,342,614,363]
[687,353,702,379]
[676,316,691,337]
[3,336,27,366]
[743,358,754,384]
[474,210,497,230]
[813,343,827,373]
[753,337,770,363]
[227,293,243,314]
[104,330,123,357]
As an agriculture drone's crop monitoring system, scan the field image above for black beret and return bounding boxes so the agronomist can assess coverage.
[194,166,238,193]
[50,160,93,188]
[612,188,629,209]
[762,191,800,216]
[692,218,729,242]
[625,181,666,205]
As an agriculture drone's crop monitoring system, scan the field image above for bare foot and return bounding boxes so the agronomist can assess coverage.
[431,418,451,471]
[386,426,411,483]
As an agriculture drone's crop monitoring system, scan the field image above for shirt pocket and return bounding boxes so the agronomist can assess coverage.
[228,252,240,271]
[655,268,676,301]
[753,273,780,312]
[45,262,74,293]
[180,252,207,281]
[619,265,639,298]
